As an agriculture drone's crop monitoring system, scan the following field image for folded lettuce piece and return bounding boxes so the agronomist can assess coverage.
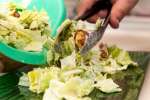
[54,19,76,58]
[108,46,137,66]
[59,65,84,82]
[55,37,75,58]
[94,78,122,93]
[47,49,60,66]
[60,51,76,68]
[43,87,62,100]
[43,81,91,100]
[55,19,75,43]
[61,77,93,98]
[94,58,128,74]
[43,77,93,100]
[88,46,138,74]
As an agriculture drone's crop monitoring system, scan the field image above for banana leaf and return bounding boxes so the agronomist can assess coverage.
[0,52,149,100]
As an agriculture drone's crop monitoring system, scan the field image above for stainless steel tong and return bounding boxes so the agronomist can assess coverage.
[75,0,112,55]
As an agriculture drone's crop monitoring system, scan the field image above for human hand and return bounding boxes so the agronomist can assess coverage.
[77,0,139,28]
[0,54,24,73]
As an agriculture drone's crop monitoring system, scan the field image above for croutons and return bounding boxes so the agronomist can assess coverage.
[74,30,87,48]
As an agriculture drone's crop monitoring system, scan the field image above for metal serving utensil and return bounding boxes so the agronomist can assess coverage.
[75,0,112,55]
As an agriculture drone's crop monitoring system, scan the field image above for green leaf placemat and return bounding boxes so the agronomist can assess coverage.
[0,52,149,100]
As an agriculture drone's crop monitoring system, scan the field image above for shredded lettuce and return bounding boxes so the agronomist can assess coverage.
[27,67,60,93]
[18,19,138,100]
[43,77,93,100]
[94,78,122,93]
[0,3,51,51]
[18,73,29,87]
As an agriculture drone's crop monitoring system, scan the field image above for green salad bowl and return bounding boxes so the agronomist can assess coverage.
[0,0,66,65]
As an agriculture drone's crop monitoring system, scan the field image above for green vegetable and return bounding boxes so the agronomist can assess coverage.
[94,78,122,93]
[27,67,60,93]
[43,77,93,100]
[18,73,29,87]
[18,19,139,100]
[108,46,137,66]
[0,3,51,51]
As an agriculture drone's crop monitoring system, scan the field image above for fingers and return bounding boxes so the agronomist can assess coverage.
[77,0,108,23]
[110,0,139,28]
[77,0,139,28]
[77,0,96,17]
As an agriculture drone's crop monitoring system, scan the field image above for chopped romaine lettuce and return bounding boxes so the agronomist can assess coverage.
[27,67,60,93]
[55,19,74,42]
[60,51,76,68]
[0,3,51,51]
[108,46,137,66]
[43,77,93,100]
[18,73,29,87]
[17,18,138,100]
[94,78,122,93]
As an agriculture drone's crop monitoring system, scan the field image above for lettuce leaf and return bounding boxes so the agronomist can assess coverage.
[43,77,93,100]
[108,46,137,66]
[27,67,60,93]
[94,78,122,93]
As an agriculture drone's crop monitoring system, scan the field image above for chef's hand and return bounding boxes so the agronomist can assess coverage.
[77,0,138,28]
[0,54,24,73]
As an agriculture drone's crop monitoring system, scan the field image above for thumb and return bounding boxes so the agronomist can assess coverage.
[110,0,138,28]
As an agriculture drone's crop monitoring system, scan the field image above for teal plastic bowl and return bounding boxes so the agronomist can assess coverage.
[0,0,66,65]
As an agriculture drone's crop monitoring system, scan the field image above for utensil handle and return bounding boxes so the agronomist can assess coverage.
[75,0,112,21]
